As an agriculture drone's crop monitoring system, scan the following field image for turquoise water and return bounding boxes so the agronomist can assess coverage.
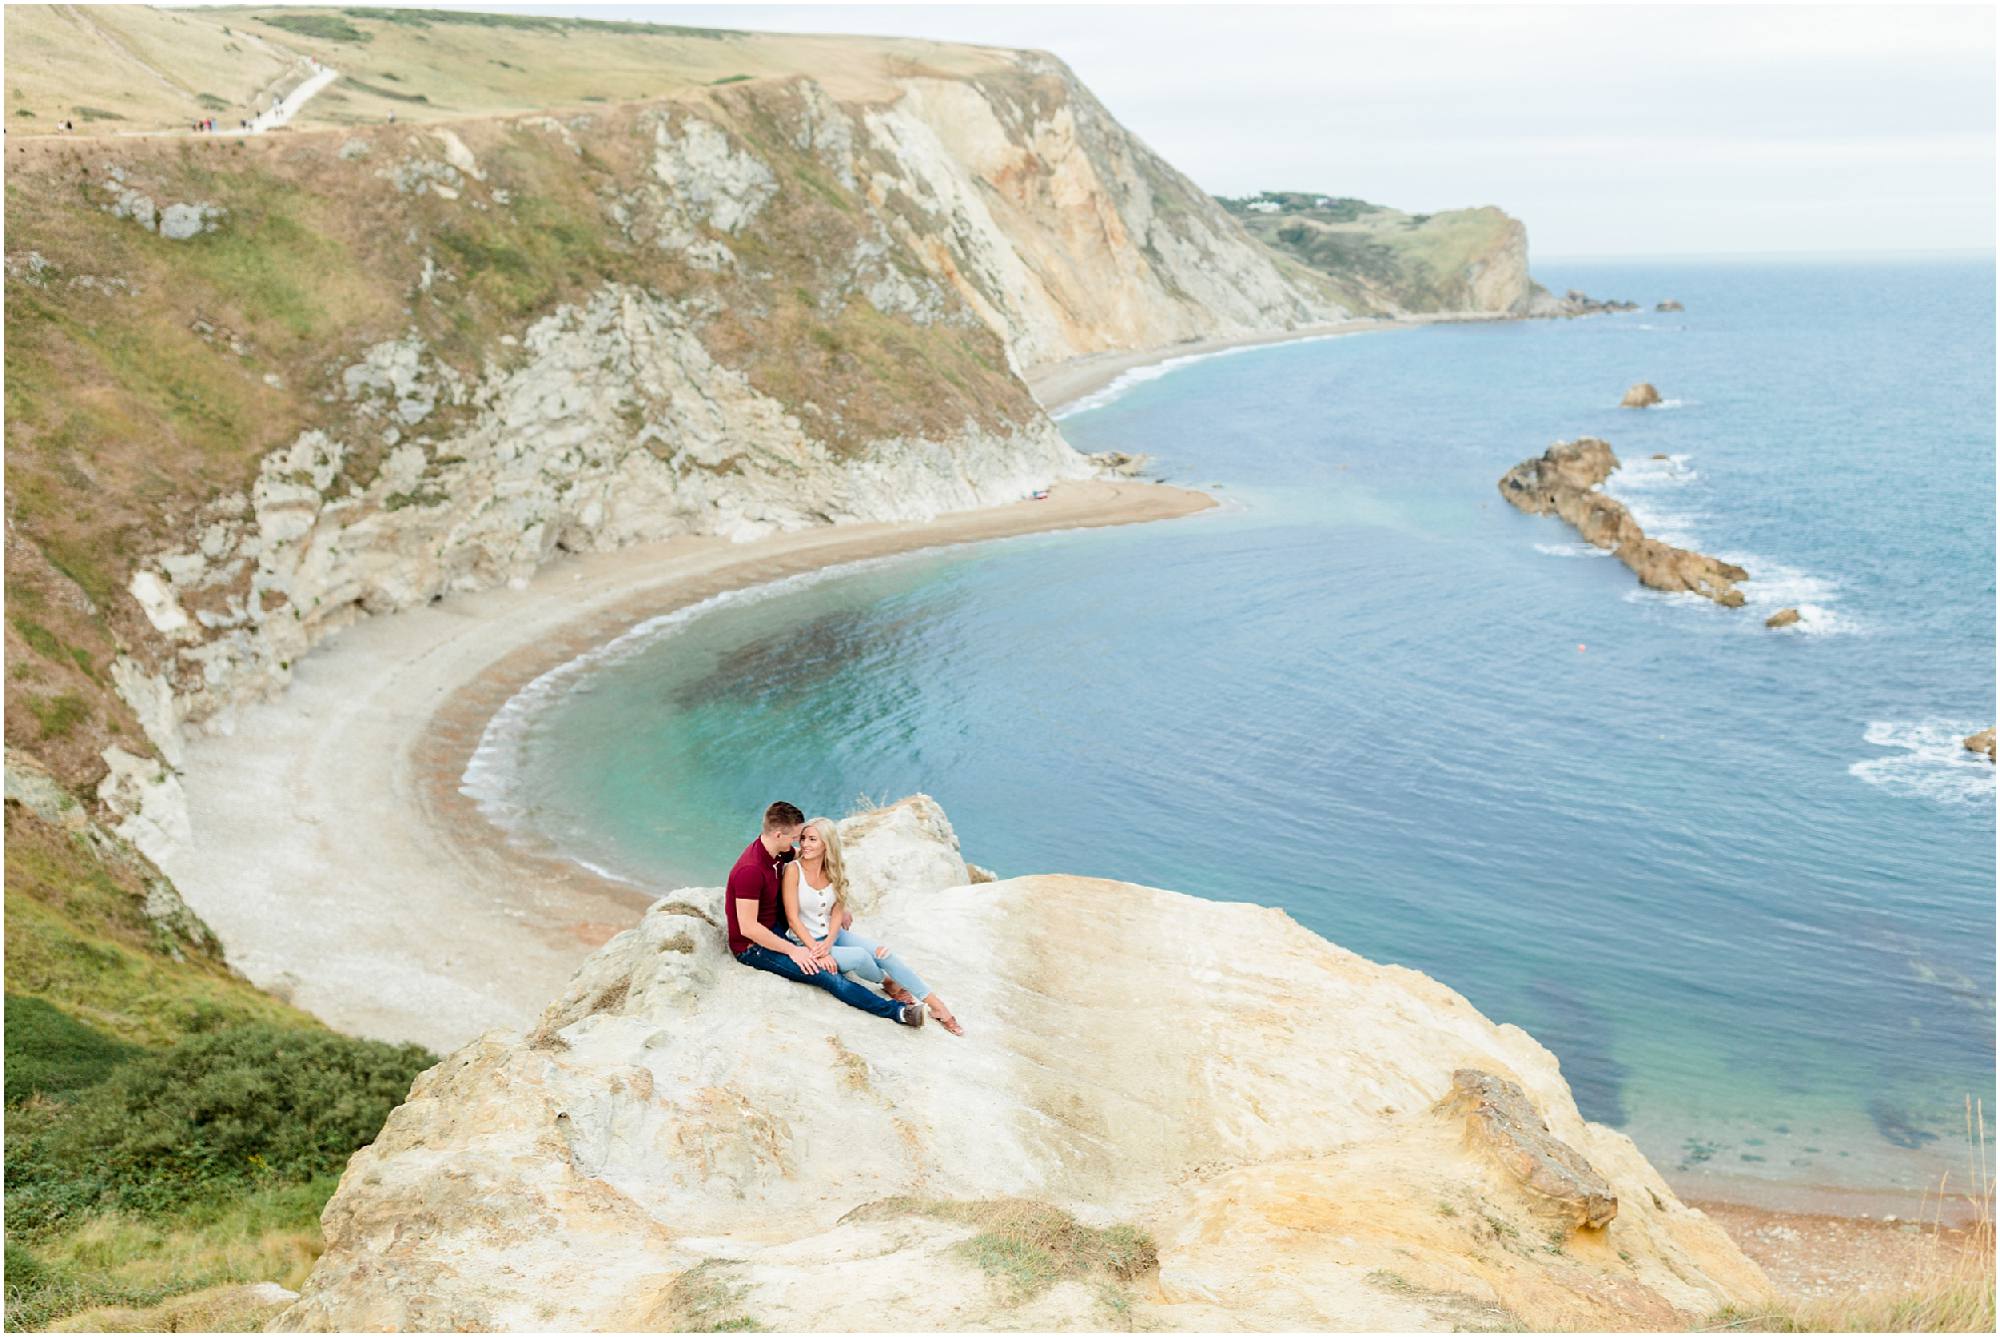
[473,258,1996,1200]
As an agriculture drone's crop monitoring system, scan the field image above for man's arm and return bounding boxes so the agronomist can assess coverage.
[731,863,821,970]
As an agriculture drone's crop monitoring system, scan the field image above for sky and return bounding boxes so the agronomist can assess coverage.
[229,3,2000,256]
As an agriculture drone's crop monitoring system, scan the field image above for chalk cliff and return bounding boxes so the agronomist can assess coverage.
[5,47,1342,852]
[275,797,1768,1332]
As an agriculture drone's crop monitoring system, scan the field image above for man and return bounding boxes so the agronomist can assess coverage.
[727,801,923,1026]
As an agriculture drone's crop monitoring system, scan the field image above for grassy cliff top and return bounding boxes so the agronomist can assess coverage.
[4,4,1017,134]
[1219,191,1526,315]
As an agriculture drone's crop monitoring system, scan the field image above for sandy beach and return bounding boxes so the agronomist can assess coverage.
[155,480,1213,1055]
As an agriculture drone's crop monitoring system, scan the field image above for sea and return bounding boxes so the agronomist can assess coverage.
[467,256,1997,1208]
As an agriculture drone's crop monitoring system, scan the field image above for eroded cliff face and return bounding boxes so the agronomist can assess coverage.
[1223,196,1536,315]
[275,797,1769,1333]
[4,55,1340,844]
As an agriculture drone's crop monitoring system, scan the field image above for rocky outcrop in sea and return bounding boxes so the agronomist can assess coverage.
[1622,381,1664,408]
[1966,728,1996,762]
[272,797,1769,1333]
[1527,287,1643,317]
[1499,438,1750,606]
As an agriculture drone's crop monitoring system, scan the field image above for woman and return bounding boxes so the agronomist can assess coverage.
[782,817,964,1035]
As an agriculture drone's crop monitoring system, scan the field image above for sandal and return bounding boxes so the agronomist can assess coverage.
[928,1002,965,1037]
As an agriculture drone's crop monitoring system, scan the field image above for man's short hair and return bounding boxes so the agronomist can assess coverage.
[763,801,806,832]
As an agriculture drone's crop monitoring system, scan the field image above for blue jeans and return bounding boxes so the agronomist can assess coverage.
[735,943,905,1020]
[787,928,932,1001]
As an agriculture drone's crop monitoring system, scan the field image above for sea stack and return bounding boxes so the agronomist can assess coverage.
[1621,382,1664,408]
[1499,437,1749,606]
[1765,608,1802,629]
[1966,728,1996,762]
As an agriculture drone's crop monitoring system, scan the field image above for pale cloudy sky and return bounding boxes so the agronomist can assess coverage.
[346,4,2000,256]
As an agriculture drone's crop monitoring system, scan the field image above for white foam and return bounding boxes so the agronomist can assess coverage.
[1849,720,1997,806]
[1600,457,1856,631]
[1720,557,1861,635]
[1053,331,1350,420]
[1609,453,1698,489]
[1535,541,1612,559]
[1647,397,1691,410]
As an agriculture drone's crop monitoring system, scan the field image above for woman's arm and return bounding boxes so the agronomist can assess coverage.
[782,866,837,964]
[780,864,810,945]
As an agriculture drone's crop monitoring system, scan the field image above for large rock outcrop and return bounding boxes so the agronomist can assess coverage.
[276,797,1769,1333]
[1500,438,1750,606]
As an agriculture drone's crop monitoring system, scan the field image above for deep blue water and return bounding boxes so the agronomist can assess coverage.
[474,257,1996,1199]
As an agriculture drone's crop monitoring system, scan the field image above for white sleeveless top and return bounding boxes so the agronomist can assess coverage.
[793,864,836,941]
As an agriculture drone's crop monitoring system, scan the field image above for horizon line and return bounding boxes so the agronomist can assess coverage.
[1534,247,1996,262]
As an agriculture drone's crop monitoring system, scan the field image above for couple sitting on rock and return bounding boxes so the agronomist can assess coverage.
[726,801,964,1035]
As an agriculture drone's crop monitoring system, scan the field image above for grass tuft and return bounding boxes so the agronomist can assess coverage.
[846,1197,1156,1303]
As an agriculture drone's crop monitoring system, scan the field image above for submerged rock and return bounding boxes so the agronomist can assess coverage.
[1498,437,1749,606]
[275,797,1768,1333]
[1765,608,1801,629]
[1621,381,1663,408]
[1656,300,1685,312]
[1966,728,1996,762]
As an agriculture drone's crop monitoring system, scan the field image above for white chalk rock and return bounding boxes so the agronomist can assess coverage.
[274,798,1769,1333]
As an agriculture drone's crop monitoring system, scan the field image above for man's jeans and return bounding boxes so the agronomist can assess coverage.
[735,944,905,1020]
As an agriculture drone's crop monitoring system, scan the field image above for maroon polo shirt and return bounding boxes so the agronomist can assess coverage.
[724,836,783,957]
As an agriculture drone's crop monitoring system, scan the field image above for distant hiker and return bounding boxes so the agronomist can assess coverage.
[387,110,397,124]
[726,801,924,1026]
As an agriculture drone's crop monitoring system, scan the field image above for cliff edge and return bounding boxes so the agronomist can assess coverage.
[276,798,1769,1332]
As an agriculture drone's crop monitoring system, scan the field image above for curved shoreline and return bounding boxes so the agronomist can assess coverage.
[1026,310,1513,416]
[156,480,1215,1056]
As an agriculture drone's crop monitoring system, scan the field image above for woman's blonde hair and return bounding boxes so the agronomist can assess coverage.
[802,817,850,918]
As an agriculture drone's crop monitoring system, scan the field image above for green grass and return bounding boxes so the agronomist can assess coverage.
[1,793,429,1331]
[11,616,62,660]
[25,694,89,740]
[3,813,309,1046]
[6,1023,431,1232]
[4,996,142,1104]
[340,6,739,38]
[259,13,371,44]
[655,1261,761,1332]
[4,1176,334,1331]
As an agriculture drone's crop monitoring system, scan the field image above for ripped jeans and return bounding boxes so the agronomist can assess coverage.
[787,926,933,1001]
